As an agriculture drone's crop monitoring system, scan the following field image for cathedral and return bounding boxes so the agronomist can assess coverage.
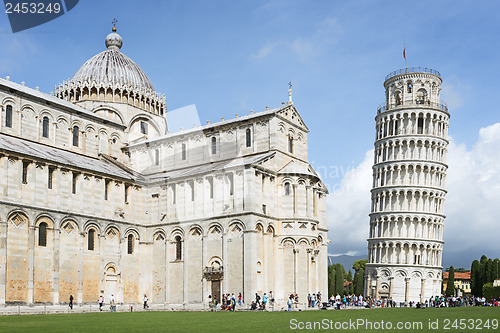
[0,28,329,307]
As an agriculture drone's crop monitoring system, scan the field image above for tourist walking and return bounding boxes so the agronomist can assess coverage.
[98,295,104,311]
[69,295,74,310]
[143,294,149,309]
[110,294,116,312]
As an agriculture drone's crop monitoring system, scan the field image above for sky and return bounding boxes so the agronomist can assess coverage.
[1,0,499,269]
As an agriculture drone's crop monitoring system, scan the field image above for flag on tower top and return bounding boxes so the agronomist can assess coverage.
[403,44,406,60]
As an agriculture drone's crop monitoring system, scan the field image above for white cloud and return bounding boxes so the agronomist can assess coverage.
[250,16,341,61]
[326,149,373,256]
[327,123,500,265]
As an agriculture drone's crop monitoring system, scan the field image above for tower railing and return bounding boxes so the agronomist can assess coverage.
[385,67,441,81]
[377,100,448,114]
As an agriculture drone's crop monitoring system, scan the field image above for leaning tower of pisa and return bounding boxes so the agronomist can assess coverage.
[365,67,449,304]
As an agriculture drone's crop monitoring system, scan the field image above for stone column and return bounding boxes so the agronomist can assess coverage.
[165,239,170,304]
[243,230,257,303]
[77,231,84,304]
[0,220,7,305]
[374,275,380,299]
[183,237,188,305]
[293,248,299,294]
[404,277,410,304]
[27,223,35,305]
[389,277,394,299]
[365,273,371,297]
[420,278,426,303]
[53,226,60,304]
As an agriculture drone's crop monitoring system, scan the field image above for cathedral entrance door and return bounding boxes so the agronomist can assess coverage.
[104,265,118,301]
[211,280,221,303]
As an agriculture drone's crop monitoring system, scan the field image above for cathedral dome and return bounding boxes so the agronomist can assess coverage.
[71,28,154,91]
[55,27,166,115]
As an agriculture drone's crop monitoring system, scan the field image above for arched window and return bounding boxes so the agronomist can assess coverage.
[72,126,79,147]
[181,143,187,160]
[288,135,293,153]
[407,82,413,93]
[38,222,47,247]
[175,236,182,260]
[211,137,217,155]
[88,229,95,251]
[42,116,50,138]
[284,182,290,196]
[417,117,424,134]
[140,121,148,135]
[395,91,402,106]
[416,89,427,105]
[5,105,12,128]
[154,148,160,166]
[127,234,134,254]
[246,128,252,147]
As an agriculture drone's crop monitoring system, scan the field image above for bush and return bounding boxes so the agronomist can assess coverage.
[482,283,500,299]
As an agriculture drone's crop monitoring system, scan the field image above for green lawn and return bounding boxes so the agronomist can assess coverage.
[0,307,499,332]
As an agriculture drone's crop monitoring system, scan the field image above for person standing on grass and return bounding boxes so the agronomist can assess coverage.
[110,294,115,312]
[69,295,74,310]
[262,293,268,310]
[213,295,218,312]
[98,295,104,311]
[144,294,149,309]
[238,293,242,306]
[287,296,293,311]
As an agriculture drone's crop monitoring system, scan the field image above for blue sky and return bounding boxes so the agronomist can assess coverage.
[1,0,499,269]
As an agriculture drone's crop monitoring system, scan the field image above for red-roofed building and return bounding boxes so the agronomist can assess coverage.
[442,271,471,296]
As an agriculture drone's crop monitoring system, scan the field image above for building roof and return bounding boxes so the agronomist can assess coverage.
[71,29,154,92]
[0,77,124,129]
[443,271,471,280]
[147,151,275,182]
[278,160,320,179]
[0,134,135,180]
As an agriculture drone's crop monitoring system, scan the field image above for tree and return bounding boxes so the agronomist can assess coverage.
[493,258,500,281]
[471,260,480,296]
[352,259,367,272]
[328,265,336,296]
[354,268,365,295]
[347,271,353,295]
[479,255,488,293]
[335,264,344,296]
[486,258,493,284]
[445,266,455,296]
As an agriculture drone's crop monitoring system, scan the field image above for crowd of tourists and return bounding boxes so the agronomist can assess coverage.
[209,292,499,312]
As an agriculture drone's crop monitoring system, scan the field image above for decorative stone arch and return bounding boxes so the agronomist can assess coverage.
[38,109,55,122]
[208,223,223,240]
[59,218,78,235]
[110,132,122,145]
[124,227,140,241]
[281,237,296,247]
[255,222,264,234]
[152,229,166,242]
[188,225,203,240]
[380,268,391,278]
[297,238,309,247]
[266,223,276,236]
[228,220,244,238]
[2,96,17,108]
[169,227,185,241]
[7,210,30,228]
[412,270,423,279]
[104,225,120,241]
[395,269,408,278]
[128,114,161,136]
[92,105,125,125]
